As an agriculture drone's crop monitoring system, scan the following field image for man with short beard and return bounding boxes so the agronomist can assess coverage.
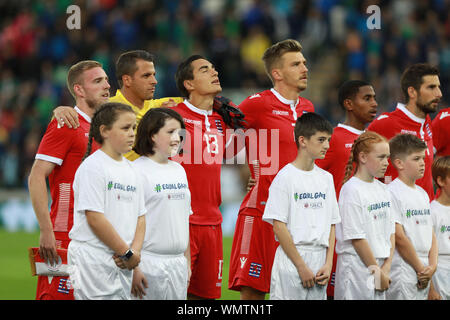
[368,63,442,200]
[28,61,110,299]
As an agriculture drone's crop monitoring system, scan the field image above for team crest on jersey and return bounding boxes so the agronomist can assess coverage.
[248,262,262,278]
[215,119,224,134]
[57,278,71,294]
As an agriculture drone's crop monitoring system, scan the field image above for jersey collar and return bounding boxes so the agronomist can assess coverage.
[74,106,92,123]
[270,88,298,106]
[270,88,299,120]
[396,103,425,124]
[183,99,213,131]
[337,123,365,135]
[183,99,213,116]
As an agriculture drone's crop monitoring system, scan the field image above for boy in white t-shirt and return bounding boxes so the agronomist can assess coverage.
[262,113,341,300]
[429,156,450,300]
[386,133,438,300]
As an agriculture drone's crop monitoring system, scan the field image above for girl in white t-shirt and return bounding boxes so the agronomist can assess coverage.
[68,103,146,300]
[334,131,395,300]
[429,156,450,300]
[131,108,191,300]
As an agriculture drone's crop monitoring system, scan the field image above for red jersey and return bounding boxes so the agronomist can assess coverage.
[316,124,363,198]
[171,101,232,225]
[238,88,314,216]
[432,107,450,157]
[367,103,434,200]
[35,107,99,241]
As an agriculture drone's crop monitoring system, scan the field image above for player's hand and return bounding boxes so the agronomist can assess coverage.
[124,251,141,270]
[131,267,148,299]
[417,265,435,289]
[377,269,391,291]
[39,231,59,266]
[187,265,192,286]
[315,264,331,286]
[246,177,256,192]
[160,98,178,108]
[297,265,315,289]
[112,254,127,269]
[53,106,80,129]
[428,287,442,300]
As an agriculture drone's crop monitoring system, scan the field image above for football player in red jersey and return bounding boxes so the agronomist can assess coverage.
[316,79,378,299]
[28,61,110,300]
[228,39,315,300]
[368,63,442,200]
[171,55,244,299]
[432,106,450,157]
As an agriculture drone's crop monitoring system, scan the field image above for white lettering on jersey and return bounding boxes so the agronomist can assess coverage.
[272,110,289,116]
[184,118,202,126]
[401,129,417,135]
[249,94,261,99]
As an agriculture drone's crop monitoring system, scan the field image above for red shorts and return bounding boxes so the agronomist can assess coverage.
[35,238,74,300]
[228,209,279,293]
[188,224,223,299]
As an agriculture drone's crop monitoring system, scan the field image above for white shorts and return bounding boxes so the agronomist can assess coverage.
[386,252,430,300]
[132,251,188,300]
[334,253,386,300]
[68,240,133,300]
[432,256,450,300]
[270,245,327,300]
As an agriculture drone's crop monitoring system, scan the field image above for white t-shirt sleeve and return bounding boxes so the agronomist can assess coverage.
[75,164,106,214]
[339,200,366,240]
[136,174,147,217]
[262,175,289,225]
[328,177,341,225]
[389,190,403,225]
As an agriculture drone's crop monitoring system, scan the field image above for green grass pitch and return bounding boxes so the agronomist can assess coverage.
[0,229,240,300]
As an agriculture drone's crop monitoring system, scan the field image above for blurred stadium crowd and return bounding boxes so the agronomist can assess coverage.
[0,0,449,189]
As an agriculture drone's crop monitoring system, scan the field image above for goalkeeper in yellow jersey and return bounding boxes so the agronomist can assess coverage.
[52,50,183,160]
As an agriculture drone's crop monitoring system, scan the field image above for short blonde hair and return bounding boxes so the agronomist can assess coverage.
[66,60,102,98]
[262,39,303,83]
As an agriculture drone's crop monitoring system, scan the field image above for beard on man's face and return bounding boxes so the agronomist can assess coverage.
[417,98,440,114]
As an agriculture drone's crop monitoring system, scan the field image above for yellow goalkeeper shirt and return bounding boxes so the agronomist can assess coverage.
[109,89,183,160]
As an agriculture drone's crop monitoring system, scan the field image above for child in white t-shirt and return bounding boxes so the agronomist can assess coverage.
[386,133,438,300]
[334,131,395,300]
[68,103,146,300]
[131,108,192,300]
[428,156,450,300]
[262,113,341,300]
